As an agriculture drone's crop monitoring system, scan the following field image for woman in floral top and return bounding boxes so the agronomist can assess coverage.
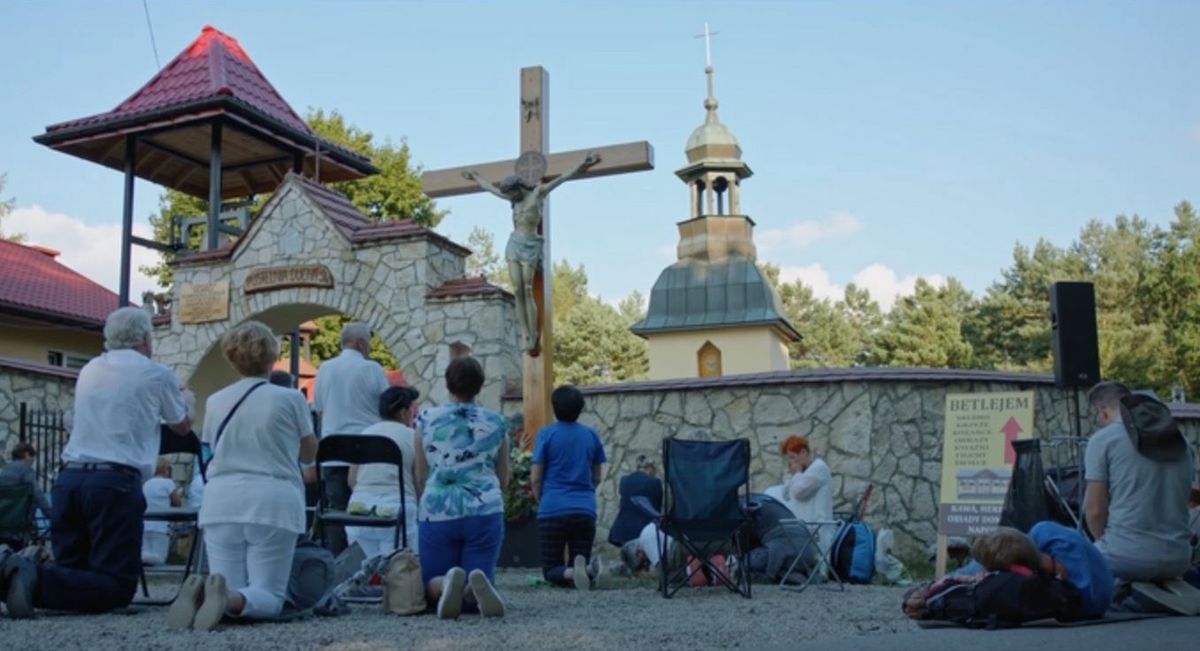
[414,356,509,620]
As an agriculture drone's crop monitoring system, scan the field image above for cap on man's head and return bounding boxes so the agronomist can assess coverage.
[1119,393,1186,462]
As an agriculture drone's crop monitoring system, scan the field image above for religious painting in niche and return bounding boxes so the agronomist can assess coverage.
[698,341,722,378]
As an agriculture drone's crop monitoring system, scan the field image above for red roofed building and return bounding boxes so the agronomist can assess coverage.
[0,239,115,371]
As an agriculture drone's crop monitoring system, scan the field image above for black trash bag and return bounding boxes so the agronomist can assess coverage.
[998,439,1051,533]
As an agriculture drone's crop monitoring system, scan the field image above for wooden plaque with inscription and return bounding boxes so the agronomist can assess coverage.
[178,280,230,324]
[244,265,334,294]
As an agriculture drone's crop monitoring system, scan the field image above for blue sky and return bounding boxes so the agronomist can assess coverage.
[2,1,1197,309]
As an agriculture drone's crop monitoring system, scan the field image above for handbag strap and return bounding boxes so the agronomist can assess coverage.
[210,380,268,461]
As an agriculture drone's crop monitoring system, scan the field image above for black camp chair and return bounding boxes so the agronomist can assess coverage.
[137,426,203,605]
[315,435,409,554]
[635,436,753,599]
[0,483,36,550]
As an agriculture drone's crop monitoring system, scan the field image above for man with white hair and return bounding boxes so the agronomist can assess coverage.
[313,321,389,553]
[1,307,192,617]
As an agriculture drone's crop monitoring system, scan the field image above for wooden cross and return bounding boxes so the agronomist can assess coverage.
[422,66,654,437]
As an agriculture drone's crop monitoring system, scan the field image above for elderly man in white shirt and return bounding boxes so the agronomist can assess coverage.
[313,321,389,553]
[1,307,191,618]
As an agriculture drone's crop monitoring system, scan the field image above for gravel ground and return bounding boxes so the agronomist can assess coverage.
[2,571,915,651]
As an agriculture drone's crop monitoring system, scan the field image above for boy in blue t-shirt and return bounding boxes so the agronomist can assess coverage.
[531,385,608,589]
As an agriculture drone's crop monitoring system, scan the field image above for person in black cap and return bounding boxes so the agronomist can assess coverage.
[1084,381,1195,583]
[607,454,662,547]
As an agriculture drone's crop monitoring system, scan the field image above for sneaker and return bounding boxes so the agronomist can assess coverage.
[192,574,228,631]
[572,555,591,591]
[2,554,38,618]
[166,575,204,630]
[588,555,604,590]
[347,501,372,515]
[467,569,505,618]
[437,567,466,620]
[1132,579,1200,616]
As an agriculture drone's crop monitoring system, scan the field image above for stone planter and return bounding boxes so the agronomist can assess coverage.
[499,517,540,568]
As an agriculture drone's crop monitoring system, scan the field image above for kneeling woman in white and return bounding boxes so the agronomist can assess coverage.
[346,385,420,557]
[171,321,317,630]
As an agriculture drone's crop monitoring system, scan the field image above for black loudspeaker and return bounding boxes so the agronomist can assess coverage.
[1050,281,1100,388]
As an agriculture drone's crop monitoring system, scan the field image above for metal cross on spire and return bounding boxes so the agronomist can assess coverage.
[696,22,719,67]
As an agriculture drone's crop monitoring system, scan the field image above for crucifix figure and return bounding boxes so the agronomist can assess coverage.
[422,66,653,436]
[461,152,601,354]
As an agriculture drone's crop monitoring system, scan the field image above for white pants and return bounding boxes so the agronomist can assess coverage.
[142,530,169,565]
[345,493,418,559]
[203,523,296,619]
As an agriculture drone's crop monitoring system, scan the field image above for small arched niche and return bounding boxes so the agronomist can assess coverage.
[697,340,722,378]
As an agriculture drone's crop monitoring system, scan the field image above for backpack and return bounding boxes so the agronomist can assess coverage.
[382,549,426,615]
[284,540,340,614]
[831,520,875,584]
[925,571,1084,628]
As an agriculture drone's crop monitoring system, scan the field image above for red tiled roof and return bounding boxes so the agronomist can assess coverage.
[425,276,514,301]
[46,25,311,135]
[0,355,80,381]
[0,239,120,328]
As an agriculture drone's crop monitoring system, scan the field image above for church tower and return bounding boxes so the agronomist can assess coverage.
[632,36,800,379]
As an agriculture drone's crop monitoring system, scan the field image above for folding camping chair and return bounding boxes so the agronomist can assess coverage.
[315,434,409,602]
[636,436,753,599]
[137,427,203,605]
[0,483,36,550]
[778,486,874,593]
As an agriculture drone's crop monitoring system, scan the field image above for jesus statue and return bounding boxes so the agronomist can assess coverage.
[462,152,601,355]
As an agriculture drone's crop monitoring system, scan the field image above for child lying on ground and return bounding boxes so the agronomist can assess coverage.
[903,522,1112,622]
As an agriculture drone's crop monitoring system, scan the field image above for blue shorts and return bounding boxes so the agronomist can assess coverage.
[418,513,505,587]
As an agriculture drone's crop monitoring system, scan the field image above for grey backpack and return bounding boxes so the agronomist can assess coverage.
[282,540,344,617]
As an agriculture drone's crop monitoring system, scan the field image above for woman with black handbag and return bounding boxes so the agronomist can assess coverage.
[166,321,318,630]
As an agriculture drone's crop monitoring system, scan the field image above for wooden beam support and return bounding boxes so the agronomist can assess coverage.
[138,137,210,169]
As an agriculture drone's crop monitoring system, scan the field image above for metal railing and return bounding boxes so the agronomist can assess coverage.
[17,402,67,496]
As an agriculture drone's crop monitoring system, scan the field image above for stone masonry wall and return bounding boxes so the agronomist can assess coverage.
[0,363,75,459]
[537,369,1200,556]
[155,178,521,415]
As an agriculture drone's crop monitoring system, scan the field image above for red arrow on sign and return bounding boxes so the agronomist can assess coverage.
[1002,417,1023,464]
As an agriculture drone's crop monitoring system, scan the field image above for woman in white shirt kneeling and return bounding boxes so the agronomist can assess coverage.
[167,321,317,631]
[346,385,420,558]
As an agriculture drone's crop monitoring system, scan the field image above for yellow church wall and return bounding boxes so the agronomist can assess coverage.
[646,326,791,379]
[0,314,104,369]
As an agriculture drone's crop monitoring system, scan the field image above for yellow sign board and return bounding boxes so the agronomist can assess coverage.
[178,280,230,325]
[937,391,1034,536]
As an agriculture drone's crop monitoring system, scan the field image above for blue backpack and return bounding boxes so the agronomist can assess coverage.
[831,520,875,584]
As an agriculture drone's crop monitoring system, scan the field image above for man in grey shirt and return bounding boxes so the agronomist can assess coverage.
[1084,381,1195,581]
[0,443,51,517]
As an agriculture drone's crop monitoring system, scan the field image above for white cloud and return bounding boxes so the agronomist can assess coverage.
[758,212,863,252]
[778,263,843,301]
[851,264,945,311]
[8,205,162,300]
[778,262,945,312]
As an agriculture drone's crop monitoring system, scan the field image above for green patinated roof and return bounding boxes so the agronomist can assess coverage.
[631,257,800,341]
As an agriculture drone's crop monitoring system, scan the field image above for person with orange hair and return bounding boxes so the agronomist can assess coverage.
[772,435,834,550]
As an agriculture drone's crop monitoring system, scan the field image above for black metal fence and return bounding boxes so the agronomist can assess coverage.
[18,402,67,496]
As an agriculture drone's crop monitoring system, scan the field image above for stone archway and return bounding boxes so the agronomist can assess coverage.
[152,173,521,426]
